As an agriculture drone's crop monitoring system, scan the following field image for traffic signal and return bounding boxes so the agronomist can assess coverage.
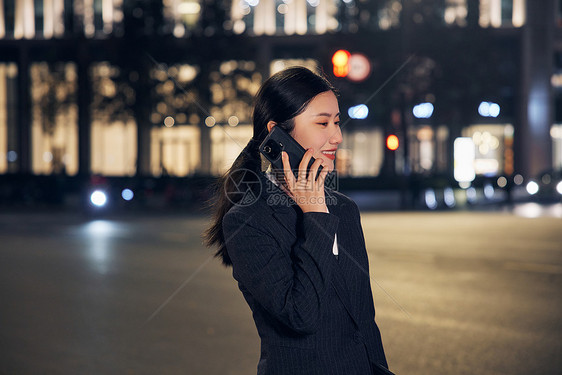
[386,135,399,151]
[332,50,350,77]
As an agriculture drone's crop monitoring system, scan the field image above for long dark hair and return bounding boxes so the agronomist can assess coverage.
[202,66,337,266]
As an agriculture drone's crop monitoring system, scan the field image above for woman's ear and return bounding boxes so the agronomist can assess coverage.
[267,121,276,133]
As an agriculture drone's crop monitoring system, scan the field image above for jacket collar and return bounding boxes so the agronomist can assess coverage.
[255,170,297,235]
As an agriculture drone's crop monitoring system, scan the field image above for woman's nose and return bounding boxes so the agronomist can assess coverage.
[330,124,343,144]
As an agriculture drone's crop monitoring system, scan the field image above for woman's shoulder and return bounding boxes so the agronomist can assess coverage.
[223,193,272,224]
[326,188,360,213]
[223,186,359,225]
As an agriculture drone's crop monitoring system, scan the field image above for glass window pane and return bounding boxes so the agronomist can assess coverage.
[340,128,384,177]
[90,62,137,176]
[462,123,511,176]
[30,62,78,175]
[210,124,252,175]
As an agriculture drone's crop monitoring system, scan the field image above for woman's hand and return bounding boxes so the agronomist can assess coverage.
[281,148,330,213]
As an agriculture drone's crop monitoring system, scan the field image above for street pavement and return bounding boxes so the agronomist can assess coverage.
[0,208,560,375]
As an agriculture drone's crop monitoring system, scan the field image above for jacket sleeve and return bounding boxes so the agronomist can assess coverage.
[222,210,339,334]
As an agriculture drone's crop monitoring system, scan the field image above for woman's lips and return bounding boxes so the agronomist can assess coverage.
[320,150,336,160]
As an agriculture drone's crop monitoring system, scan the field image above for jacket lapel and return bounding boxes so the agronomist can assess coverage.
[326,193,362,329]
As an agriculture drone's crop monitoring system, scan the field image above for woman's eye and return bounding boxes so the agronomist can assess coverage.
[335,121,341,126]
[318,122,328,126]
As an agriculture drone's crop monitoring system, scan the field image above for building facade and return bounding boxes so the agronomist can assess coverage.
[0,0,560,205]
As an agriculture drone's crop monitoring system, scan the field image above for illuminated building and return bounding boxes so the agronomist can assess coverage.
[0,0,559,206]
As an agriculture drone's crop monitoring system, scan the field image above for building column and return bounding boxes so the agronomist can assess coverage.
[198,64,212,175]
[466,0,480,28]
[517,0,555,178]
[16,44,31,174]
[200,120,211,175]
[77,43,91,176]
[135,59,152,177]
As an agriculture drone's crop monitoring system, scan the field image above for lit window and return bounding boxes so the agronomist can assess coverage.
[90,62,137,176]
[444,0,467,26]
[30,62,79,175]
[210,125,252,175]
[461,124,513,176]
[151,125,201,176]
[209,61,260,125]
[0,64,18,173]
[230,0,339,36]
[552,124,562,170]
[164,0,202,37]
[14,0,36,39]
[408,126,436,174]
[339,128,384,177]
[270,59,320,75]
[479,0,526,28]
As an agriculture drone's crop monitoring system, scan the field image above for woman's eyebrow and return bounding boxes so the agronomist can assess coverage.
[313,112,341,117]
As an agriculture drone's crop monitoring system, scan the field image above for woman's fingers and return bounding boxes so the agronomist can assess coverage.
[280,149,329,213]
[281,149,328,208]
[316,163,329,185]
[298,148,315,181]
[307,157,324,189]
[281,151,297,193]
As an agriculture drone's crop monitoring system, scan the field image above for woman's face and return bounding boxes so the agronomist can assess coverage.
[269,90,343,172]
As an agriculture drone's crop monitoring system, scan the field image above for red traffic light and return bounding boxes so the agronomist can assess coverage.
[332,50,351,77]
[386,135,399,151]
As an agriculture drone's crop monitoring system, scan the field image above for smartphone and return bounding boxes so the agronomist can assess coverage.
[258,126,323,180]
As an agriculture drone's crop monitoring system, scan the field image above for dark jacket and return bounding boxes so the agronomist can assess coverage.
[222,170,390,375]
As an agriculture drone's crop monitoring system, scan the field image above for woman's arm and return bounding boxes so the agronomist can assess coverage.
[222,210,339,334]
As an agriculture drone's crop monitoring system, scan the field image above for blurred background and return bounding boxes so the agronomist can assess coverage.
[0,0,560,212]
[0,1,561,375]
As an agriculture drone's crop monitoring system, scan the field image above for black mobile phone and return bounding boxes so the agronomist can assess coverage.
[258,126,323,180]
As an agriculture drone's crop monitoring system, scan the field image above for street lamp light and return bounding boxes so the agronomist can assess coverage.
[90,190,108,207]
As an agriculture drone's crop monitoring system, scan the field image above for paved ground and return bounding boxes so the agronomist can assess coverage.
[0,208,560,375]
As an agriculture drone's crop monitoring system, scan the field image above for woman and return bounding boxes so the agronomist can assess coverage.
[203,67,392,375]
